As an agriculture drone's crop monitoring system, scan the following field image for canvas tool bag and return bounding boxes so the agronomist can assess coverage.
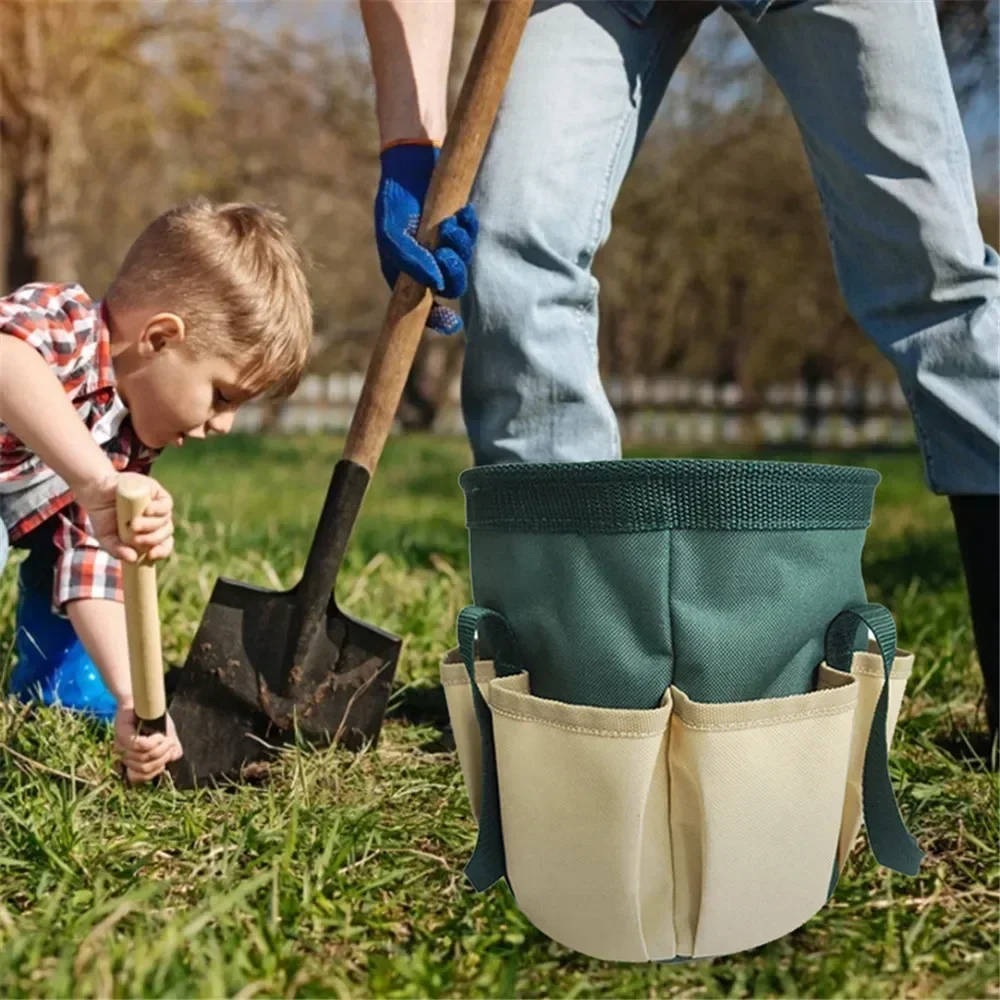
[439,459,922,962]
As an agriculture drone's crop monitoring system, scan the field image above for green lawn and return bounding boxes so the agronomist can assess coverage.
[0,435,996,999]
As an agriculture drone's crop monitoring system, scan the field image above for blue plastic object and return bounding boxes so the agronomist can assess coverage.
[9,565,117,722]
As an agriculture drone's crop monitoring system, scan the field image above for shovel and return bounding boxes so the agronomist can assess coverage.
[165,0,533,788]
[117,472,169,738]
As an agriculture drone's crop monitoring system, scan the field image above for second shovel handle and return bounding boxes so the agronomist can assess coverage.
[116,473,167,730]
[342,0,533,475]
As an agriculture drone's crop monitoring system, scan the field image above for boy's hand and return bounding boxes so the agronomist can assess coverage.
[76,473,175,564]
[114,703,183,784]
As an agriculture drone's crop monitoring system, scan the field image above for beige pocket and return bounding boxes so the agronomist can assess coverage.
[488,672,674,963]
[837,644,915,869]
[668,665,858,958]
[440,649,496,821]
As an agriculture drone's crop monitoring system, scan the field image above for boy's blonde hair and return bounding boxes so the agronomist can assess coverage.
[106,198,312,398]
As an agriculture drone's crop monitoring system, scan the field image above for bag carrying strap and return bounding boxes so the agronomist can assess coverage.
[825,602,923,876]
[456,604,521,892]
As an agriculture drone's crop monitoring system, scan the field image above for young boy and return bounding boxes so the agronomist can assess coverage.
[0,198,313,783]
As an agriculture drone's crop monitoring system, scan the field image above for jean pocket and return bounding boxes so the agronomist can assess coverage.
[488,671,674,962]
[668,665,858,958]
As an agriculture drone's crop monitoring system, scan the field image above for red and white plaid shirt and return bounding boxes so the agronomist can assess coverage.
[0,282,160,613]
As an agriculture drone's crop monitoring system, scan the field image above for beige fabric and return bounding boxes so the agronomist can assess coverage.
[836,643,915,868]
[668,665,857,958]
[440,649,496,821]
[438,645,912,963]
[489,672,675,963]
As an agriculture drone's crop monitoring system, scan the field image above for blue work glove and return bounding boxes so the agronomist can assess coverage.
[375,142,479,335]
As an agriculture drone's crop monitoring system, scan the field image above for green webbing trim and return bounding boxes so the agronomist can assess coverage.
[827,857,840,901]
[825,604,923,876]
[461,459,879,534]
[456,605,520,894]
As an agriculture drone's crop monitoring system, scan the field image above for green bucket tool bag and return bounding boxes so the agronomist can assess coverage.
[439,459,923,963]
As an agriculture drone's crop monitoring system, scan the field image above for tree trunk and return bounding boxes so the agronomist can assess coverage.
[1,3,81,288]
[398,335,464,431]
[4,175,41,289]
[39,106,83,281]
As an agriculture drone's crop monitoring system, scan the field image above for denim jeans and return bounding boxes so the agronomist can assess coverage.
[461,0,1000,494]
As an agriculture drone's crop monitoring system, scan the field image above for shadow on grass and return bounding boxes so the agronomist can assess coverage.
[932,725,998,768]
[863,527,963,595]
[386,681,449,728]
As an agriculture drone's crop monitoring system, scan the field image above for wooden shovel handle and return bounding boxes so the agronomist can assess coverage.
[343,0,533,474]
[116,473,167,730]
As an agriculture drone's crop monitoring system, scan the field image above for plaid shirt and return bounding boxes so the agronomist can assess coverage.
[0,283,159,613]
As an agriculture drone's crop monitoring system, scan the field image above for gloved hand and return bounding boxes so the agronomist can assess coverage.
[375,142,479,335]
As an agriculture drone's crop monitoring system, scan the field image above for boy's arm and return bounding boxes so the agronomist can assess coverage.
[52,505,133,699]
[57,503,182,779]
[67,597,182,781]
[0,335,174,563]
[0,335,118,501]
[360,0,454,147]
[65,598,133,704]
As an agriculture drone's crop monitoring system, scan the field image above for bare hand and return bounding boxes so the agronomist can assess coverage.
[76,473,175,564]
[114,703,184,784]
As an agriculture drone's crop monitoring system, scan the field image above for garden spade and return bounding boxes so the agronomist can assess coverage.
[117,473,169,738]
[165,0,533,788]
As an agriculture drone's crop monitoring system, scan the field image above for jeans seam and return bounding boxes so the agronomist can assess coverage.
[570,16,677,458]
[571,105,631,455]
[921,0,975,207]
[902,381,939,490]
[810,156,940,487]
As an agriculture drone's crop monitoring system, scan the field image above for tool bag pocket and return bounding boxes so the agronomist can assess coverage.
[442,645,862,962]
[668,664,857,958]
[440,650,496,821]
[443,604,920,963]
[487,671,674,963]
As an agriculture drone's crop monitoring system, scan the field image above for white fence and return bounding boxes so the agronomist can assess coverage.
[234,374,915,447]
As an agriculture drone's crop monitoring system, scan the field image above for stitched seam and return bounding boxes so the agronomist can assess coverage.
[567,100,632,458]
[441,663,495,684]
[569,16,677,457]
[850,662,913,680]
[674,701,856,732]
[491,707,668,738]
[580,18,678,266]
[901,380,938,488]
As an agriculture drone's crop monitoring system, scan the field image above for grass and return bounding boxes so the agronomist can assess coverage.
[0,434,996,999]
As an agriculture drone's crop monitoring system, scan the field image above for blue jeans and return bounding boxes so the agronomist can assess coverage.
[461,0,1000,494]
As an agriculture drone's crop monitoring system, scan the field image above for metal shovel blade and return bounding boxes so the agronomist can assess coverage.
[165,461,401,789]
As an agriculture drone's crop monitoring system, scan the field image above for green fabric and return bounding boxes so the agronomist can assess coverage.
[461,459,878,533]
[457,605,518,893]
[470,528,868,706]
[825,604,924,876]
[668,529,868,702]
[470,530,672,707]
[827,857,841,901]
